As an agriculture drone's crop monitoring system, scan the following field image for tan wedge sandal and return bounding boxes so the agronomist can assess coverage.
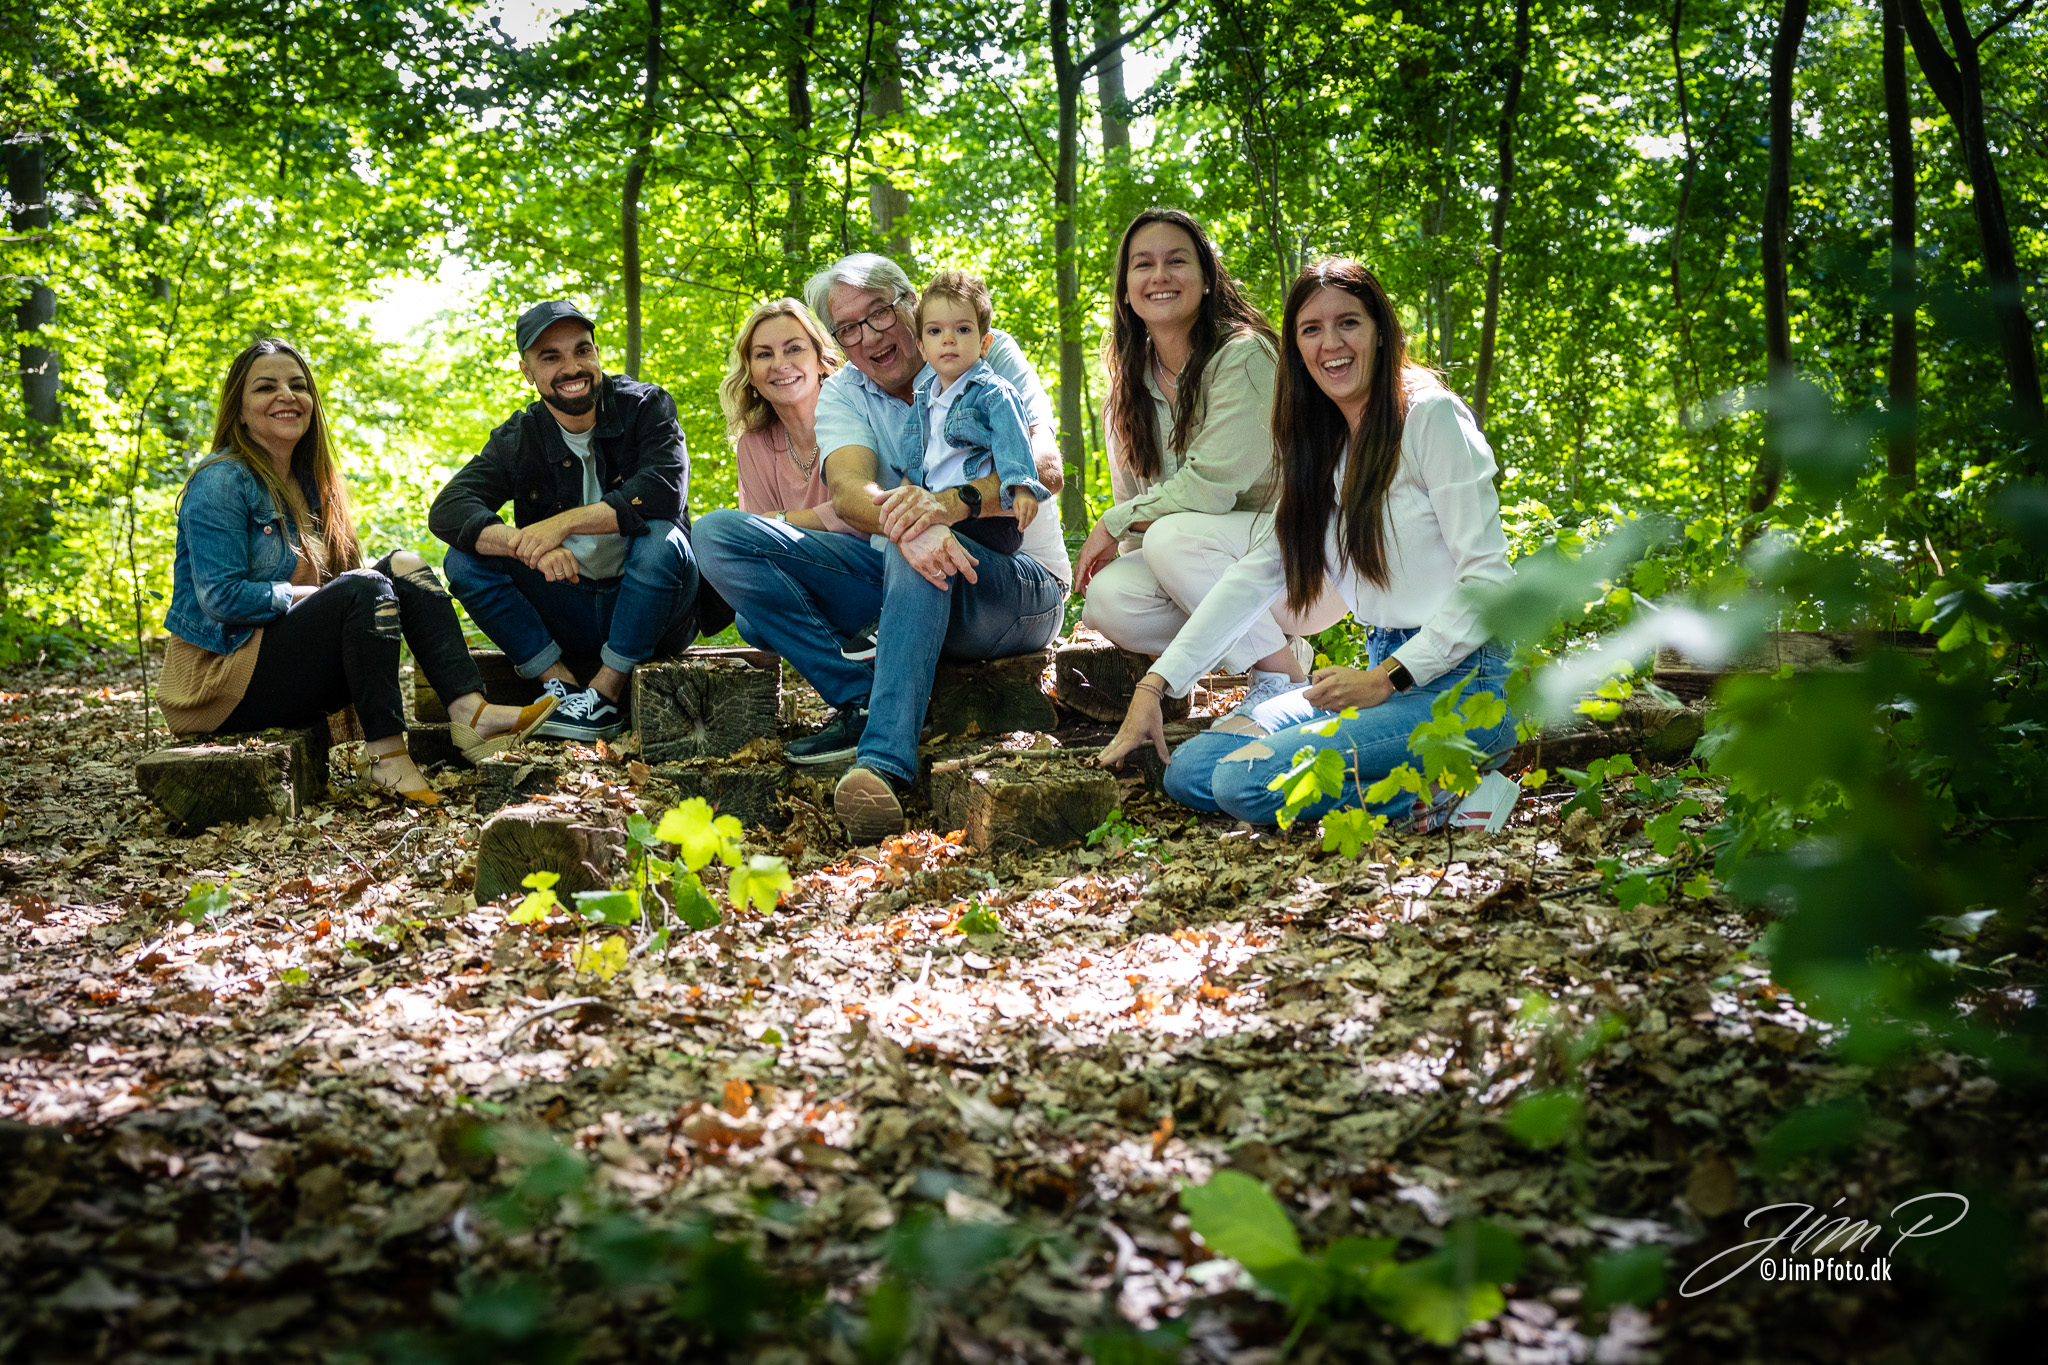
[451,693,561,764]
[357,747,442,807]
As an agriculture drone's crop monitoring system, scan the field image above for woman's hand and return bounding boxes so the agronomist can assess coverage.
[1075,518,1120,591]
[1098,675,1171,768]
[1303,663,1394,712]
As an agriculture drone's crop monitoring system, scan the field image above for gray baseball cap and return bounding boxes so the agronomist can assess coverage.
[516,300,596,353]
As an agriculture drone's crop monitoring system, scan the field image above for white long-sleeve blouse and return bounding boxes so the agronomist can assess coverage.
[1152,385,1513,696]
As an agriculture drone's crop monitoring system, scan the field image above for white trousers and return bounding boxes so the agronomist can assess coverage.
[1080,510,1349,672]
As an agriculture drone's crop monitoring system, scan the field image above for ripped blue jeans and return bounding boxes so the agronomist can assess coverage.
[1161,627,1517,825]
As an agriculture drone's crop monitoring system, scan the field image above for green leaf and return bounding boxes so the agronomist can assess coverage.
[573,888,639,925]
[673,873,722,931]
[953,905,1002,937]
[1646,798,1703,857]
[278,967,310,985]
[179,882,235,925]
[571,936,628,981]
[521,870,560,891]
[1180,1170,1304,1275]
[1506,1088,1583,1148]
[1320,807,1385,859]
[1586,1243,1668,1309]
[507,884,559,924]
[655,798,744,871]
[626,813,657,848]
[728,855,793,915]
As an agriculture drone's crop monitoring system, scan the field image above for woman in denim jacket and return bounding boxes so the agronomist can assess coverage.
[160,339,556,805]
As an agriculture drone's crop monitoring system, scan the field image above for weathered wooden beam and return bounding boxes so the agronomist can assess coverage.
[649,761,791,831]
[1651,629,1935,702]
[930,759,1119,853]
[476,756,567,816]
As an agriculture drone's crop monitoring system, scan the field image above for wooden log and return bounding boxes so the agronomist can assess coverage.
[649,761,790,830]
[1052,631,1190,723]
[407,722,464,772]
[928,651,1059,738]
[474,802,615,903]
[477,756,567,816]
[635,655,781,763]
[1499,697,1708,773]
[412,649,600,723]
[1651,629,1935,702]
[135,727,329,835]
[930,760,1120,854]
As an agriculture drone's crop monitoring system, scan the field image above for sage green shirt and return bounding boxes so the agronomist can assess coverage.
[1101,333,1280,543]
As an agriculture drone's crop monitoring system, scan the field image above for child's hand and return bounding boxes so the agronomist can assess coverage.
[1010,489,1039,530]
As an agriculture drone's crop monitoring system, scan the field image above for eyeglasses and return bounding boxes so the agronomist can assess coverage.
[830,299,907,348]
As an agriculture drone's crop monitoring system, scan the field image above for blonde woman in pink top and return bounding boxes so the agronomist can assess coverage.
[717,298,854,533]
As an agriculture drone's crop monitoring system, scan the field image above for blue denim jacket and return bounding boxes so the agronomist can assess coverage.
[897,361,1052,509]
[163,456,304,655]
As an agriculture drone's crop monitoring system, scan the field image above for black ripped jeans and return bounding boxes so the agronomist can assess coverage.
[219,553,485,743]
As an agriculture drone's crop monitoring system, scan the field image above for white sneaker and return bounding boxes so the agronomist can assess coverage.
[1221,670,1308,726]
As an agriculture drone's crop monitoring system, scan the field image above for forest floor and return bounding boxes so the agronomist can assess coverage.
[0,649,2041,1364]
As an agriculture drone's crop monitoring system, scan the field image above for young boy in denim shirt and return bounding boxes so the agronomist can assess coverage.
[898,271,1051,556]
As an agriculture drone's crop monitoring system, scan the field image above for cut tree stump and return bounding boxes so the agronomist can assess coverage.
[412,650,601,723]
[930,759,1119,853]
[474,802,615,903]
[636,654,781,763]
[1651,629,1935,702]
[650,761,790,830]
[1053,630,1190,724]
[477,756,567,816]
[136,726,329,835]
[407,723,463,772]
[928,651,1059,738]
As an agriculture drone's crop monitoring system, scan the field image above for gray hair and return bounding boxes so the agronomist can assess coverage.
[802,253,915,327]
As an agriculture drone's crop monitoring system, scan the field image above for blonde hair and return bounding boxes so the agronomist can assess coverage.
[718,299,844,441]
[185,338,361,576]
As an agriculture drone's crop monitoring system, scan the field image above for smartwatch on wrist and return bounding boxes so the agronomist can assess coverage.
[1381,658,1415,693]
[957,485,983,520]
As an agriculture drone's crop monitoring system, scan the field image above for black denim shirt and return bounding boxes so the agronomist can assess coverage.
[429,373,689,556]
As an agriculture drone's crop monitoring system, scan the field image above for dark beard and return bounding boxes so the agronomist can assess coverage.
[546,372,600,416]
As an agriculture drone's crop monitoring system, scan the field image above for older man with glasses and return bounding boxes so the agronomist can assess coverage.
[693,254,1069,840]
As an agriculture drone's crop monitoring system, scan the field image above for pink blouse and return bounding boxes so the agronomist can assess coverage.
[734,423,853,534]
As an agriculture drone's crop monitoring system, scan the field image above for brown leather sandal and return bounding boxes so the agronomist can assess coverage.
[451,693,561,763]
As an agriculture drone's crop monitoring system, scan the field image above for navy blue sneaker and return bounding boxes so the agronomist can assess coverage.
[786,705,867,766]
[534,685,625,742]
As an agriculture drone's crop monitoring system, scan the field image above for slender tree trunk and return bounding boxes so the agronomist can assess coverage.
[1667,0,1701,428]
[5,141,60,428]
[867,24,911,259]
[1883,0,1918,489]
[1898,0,2044,456]
[783,0,817,290]
[1472,0,1530,431]
[1095,0,1130,162]
[1749,0,1808,516]
[622,0,663,379]
[1053,0,1086,525]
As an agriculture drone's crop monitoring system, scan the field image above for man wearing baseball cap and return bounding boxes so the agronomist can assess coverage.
[428,301,707,740]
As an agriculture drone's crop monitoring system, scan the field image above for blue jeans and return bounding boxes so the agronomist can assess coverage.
[1162,626,1518,825]
[442,519,699,677]
[693,509,1066,785]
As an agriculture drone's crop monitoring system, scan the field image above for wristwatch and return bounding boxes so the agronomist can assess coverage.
[1380,657,1415,693]
[957,485,983,520]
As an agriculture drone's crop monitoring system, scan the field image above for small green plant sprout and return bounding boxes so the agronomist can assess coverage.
[949,899,1003,946]
[1557,752,1638,820]
[650,799,793,934]
[1085,807,1163,860]
[506,869,561,924]
[178,879,241,925]
[1180,1170,1520,1349]
[1320,806,1386,859]
[728,855,794,916]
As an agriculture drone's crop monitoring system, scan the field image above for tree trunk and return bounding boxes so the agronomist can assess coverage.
[1882,0,1918,489]
[867,27,911,259]
[1666,0,1701,429]
[783,0,817,290]
[1471,0,1530,432]
[622,0,663,380]
[1094,0,1130,161]
[5,142,60,427]
[1749,0,1808,516]
[1053,0,1087,525]
[1898,0,2044,455]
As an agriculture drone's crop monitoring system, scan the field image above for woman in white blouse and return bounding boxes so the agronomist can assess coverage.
[1099,258,1517,828]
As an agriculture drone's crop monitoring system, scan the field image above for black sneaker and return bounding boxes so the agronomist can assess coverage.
[785,705,868,765]
[839,621,880,662]
[534,685,626,741]
[834,766,906,842]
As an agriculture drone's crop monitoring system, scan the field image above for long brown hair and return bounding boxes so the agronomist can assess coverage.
[1272,259,1436,614]
[1101,207,1275,480]
[717,298,845,441]
[187,339,361,575]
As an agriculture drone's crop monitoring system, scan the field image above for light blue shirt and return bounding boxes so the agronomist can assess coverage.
[816,328,1069,585]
